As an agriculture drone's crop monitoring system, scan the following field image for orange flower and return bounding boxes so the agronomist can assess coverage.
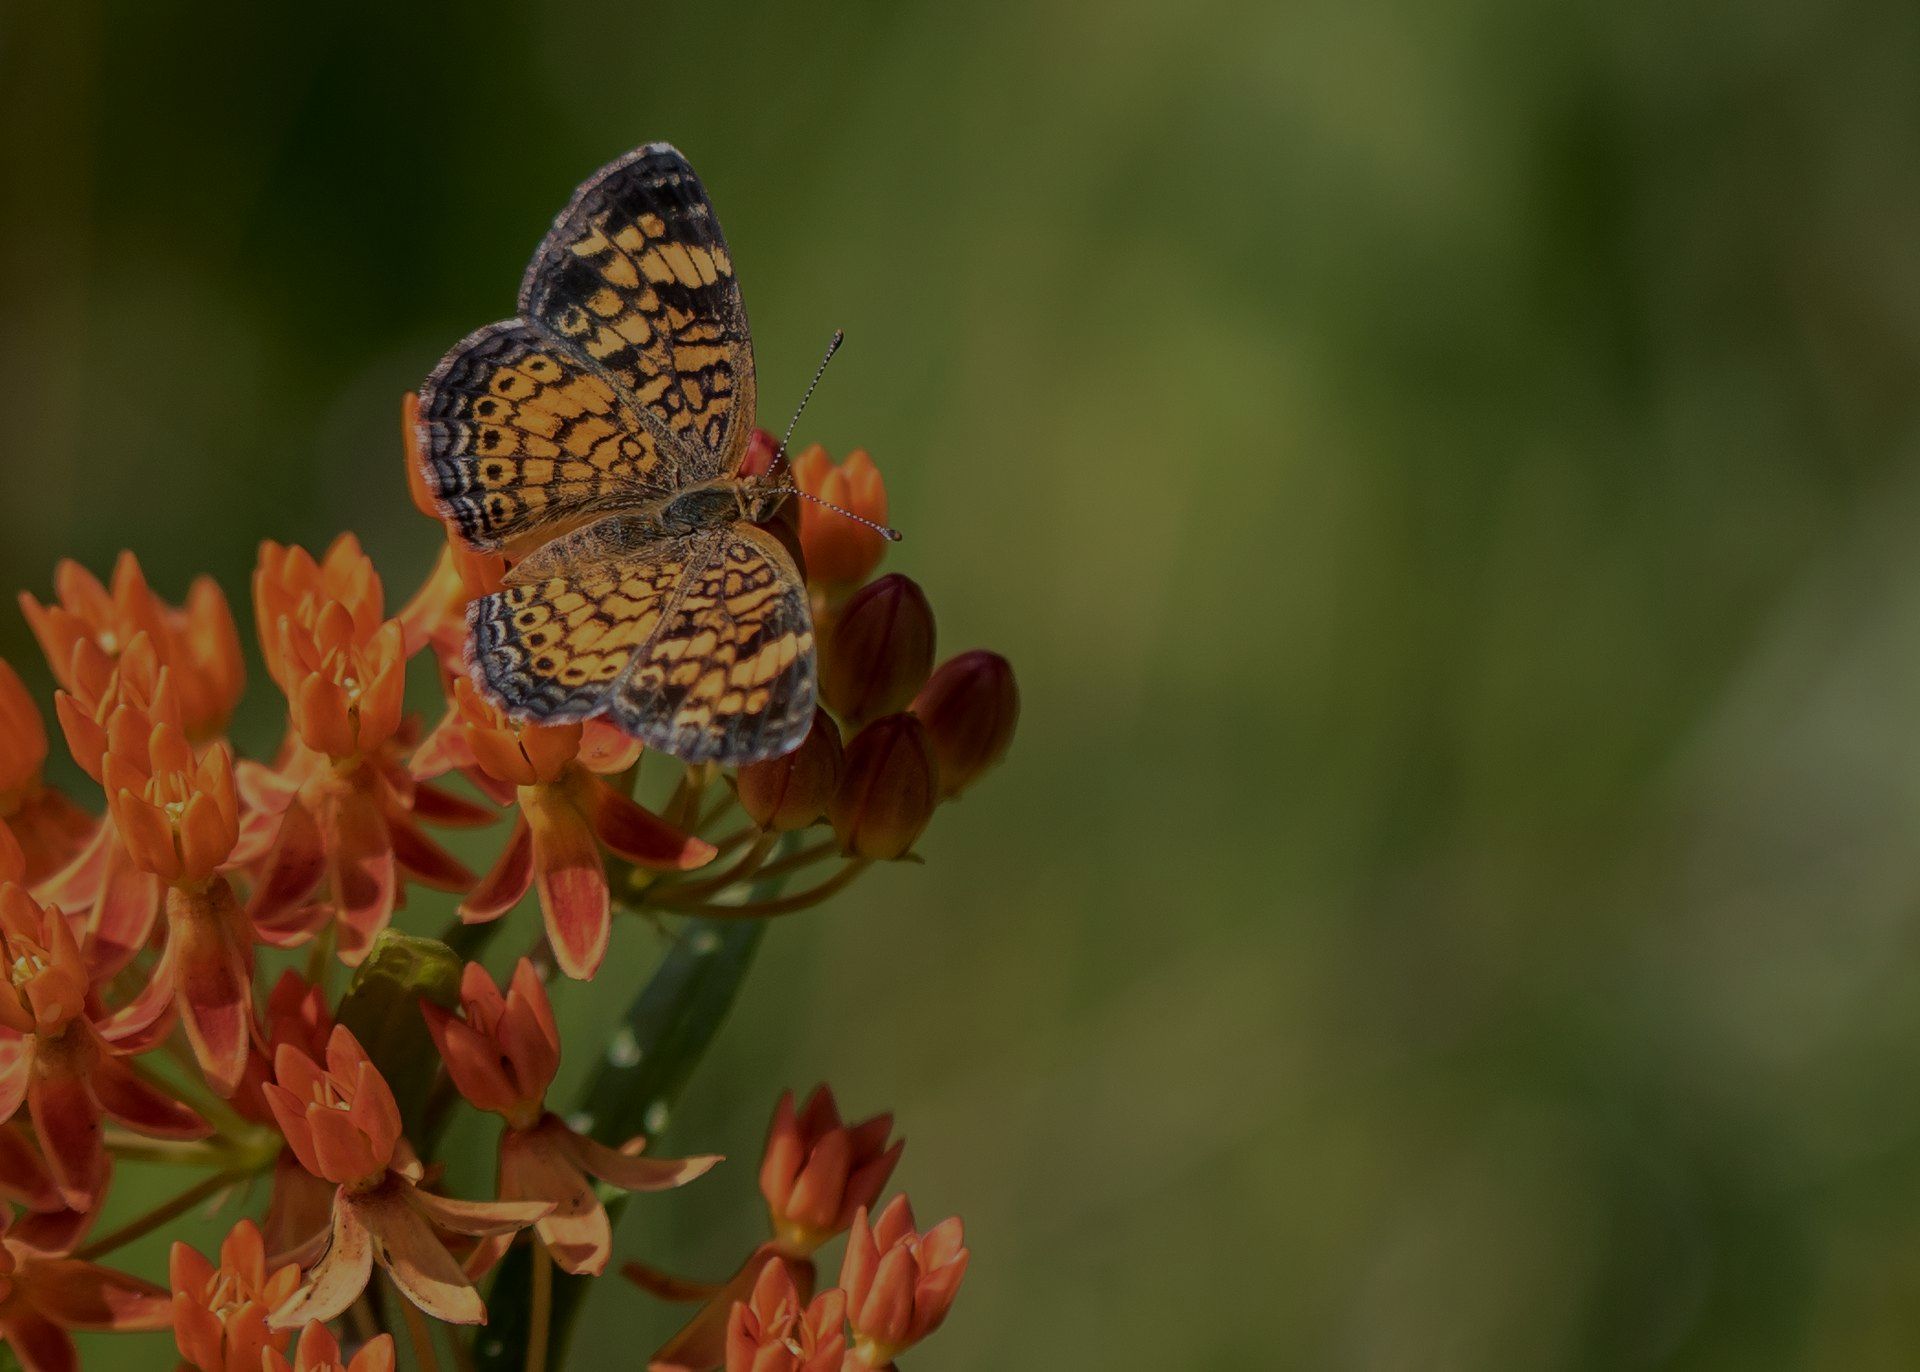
[760,1087,903,1258]
[20,552,243,744]
[0,1208,171,1372]
[248,539,483,964]
[725,1257,847,1372]
[820,575,935,728]
[229,973,338,1259]
[0,882,206,1210]
[839,1196,968,1368]
[0,662,90,886]
[911,649,1018,797]
[422,961,718,1274]
[829,715,938,861]
[737,709,842,833]
[789,444,890,592]
[414,679,712,979]
[101,707,251,1092]
[253,538,386,694]
[170,1218,300,1372]
[265,1027,548,1327]
[264,1321,394,1372]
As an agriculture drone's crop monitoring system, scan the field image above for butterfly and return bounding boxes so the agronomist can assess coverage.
[416,143,817,766]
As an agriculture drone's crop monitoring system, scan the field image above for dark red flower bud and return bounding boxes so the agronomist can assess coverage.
[822,575,935,729]
[830,714,938,860]
[737,710,843,832]
[911,651,1018,797]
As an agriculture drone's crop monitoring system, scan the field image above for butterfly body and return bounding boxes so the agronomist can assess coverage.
[418,144,816,766]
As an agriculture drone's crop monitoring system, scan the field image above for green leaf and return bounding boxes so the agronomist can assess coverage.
[472,914,766,1372]
[334,929,464,1146]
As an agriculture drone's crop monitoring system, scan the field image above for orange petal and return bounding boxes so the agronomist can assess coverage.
[269,1193,372,1329]
[526,797,609,980]
[499,1128,609,1276]
[459,816,533,924]
[91,1048,209,1138]
[357,1184,486,1325]
[27,1060,104,1210]
[563,1126,721,1193]
[585,781,715,872]
[26,1256,170,1330]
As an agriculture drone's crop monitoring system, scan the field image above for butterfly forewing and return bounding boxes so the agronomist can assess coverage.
[519,143,756,479]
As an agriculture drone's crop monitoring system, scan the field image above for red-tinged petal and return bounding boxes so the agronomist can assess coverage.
[498,1128,609,1275]
[306,1104,380,1185]
[246,800,326,928]
[388,813,474,892]
[352,1332,398,1372]
[410,781,498,828]
[577,720,642,774]
[0,1036,31,1122]
[262,1086,323,1181]
[25,1256,170,1329]
[526,798,610,980]
[263,1151,334,1262]
[90,1049,208,1139]
[163,886,253,1095]
[0,1305,78,1372]
[346,1062,401,1171]
[177,791,232,883]
[562,1127,721,1193]
[356,1185,486,1325]
[404,1184,551,1238]
[8,1206,92,1258]
[0,1123,61,1212]
[29,824,109,918]
[853,1246,917,1348]
[170,1294,222,1371]
[27,1061,103,1211]
[293,676,356,759]
[322,787,395,966]
[502,959,559,1094]
[422,1010,517,1117]
[584,781,715,872]
[96,964,177,1053]
[460,818,533,925]
[409,717,476,783]
[268,1193,372,1329]
[111,791,180,883]
[467,729,536,788]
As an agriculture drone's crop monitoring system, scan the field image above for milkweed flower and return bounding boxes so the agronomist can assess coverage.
[413,679,712,979]
[421,960,718,1274]
[102,700,252,1092]
[249,537,484,964]
[20,553,244,745]
[0,662,90,886]
[788,444,890,593]
[264,1321,395,1372]
[170,1219,300,1372]
[0,882,205,1210]
[0,1207,171,1372]
[761,1086,903,1258]
[230,973,337,1259]
[839,1196,969,1369]
[264,1026,549,1327]
[724,1257,846,1372]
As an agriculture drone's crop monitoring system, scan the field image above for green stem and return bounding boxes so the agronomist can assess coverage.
[654,859,871,918]
[74,1168,250,1261]
[527,1241,553,1372]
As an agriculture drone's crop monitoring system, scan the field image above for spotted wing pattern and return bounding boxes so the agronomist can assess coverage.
[418,321,675,553]
[467,525,814,764]
[519,143,756,477]
[606,526,816,763]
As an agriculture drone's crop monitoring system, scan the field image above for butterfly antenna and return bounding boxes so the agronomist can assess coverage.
[768,484,903,541]
[766,328,845,484]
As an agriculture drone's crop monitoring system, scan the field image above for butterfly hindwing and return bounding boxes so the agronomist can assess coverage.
[519,142,756,478]
[418,320,679,553]
[605,525,815,765]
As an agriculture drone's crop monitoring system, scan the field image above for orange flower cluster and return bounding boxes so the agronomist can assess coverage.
[0,407,1003,1369]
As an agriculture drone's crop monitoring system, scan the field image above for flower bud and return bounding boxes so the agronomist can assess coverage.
[791,445,889,591]
[829,714,938,860]
[911,650,1018,797]
[841,1196,969,1365]
[724,1257,846,1372]
[822,575,935,728]
[261,1027,403,1187]
[737,710,843,832]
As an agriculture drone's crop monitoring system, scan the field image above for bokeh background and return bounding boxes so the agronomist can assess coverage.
[5,0,1920,1367]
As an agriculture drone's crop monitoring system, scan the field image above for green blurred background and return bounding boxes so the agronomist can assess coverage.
[6,0,1920,1367]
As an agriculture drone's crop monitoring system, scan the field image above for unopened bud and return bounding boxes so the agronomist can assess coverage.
[737,709,843,832]
[830,714,938,860]
[911,651,1018,797]
[822,575,935,728]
